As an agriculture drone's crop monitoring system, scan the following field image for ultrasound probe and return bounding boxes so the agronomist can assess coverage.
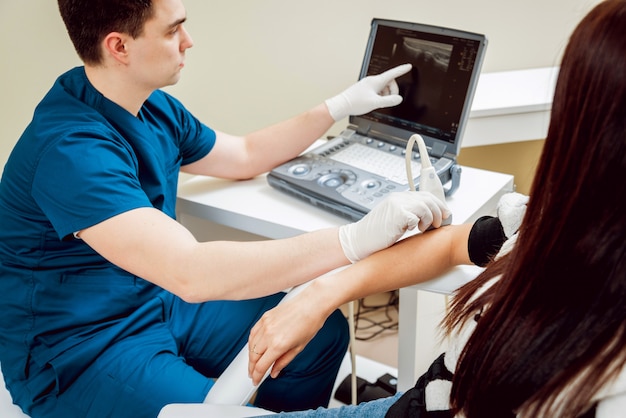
[405,134,451,224]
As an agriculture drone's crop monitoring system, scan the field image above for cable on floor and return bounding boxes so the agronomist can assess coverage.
[352,291,399,341]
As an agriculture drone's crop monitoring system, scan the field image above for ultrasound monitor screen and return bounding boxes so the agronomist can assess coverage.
[359,22,484,145]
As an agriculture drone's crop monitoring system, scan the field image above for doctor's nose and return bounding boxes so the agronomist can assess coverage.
[180,25,194,50]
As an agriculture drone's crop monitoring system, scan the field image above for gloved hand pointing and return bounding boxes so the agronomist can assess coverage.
[325,63,412,122]
[339,191,450,263]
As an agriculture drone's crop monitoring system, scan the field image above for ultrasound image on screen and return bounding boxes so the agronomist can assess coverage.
[392,37,452,123]
[362,25,480,144]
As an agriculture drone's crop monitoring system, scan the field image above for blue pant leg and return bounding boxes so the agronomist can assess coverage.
[29,325,213,418]
[254,309,349,412]
[169,295,349,412]
[168,293,287,377]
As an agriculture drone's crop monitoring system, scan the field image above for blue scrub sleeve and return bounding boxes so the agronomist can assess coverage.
[32,131,153,240]
[145,91,216,166]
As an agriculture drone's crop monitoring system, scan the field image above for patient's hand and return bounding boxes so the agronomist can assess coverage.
[247,291,330,386]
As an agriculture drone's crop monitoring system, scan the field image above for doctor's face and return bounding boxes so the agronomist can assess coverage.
[125,0,194,90]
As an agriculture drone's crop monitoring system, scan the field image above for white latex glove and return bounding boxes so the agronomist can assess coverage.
[495,192,529,259]
[325,63,412,121]
[339,191,450,263]
[497,192,529,238]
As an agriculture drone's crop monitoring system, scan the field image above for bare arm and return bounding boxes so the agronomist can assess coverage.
[181,104,334,179]
[304,223,473,308]
[181,64,413,180]
[78,207,348,303]
[247,223,473,384]
[78,186,449,305]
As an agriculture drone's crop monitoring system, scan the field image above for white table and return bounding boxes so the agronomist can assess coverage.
[176,166,514,392]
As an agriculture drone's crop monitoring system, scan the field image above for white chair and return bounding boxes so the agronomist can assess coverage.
[0,367,30,418]
[158,404,274,417]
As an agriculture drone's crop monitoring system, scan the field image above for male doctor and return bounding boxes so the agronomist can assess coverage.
[0,0,448,417]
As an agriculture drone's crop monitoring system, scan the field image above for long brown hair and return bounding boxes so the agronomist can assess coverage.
[445,1,626,416]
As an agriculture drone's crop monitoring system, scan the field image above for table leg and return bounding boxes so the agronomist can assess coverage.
[397,287,420,392]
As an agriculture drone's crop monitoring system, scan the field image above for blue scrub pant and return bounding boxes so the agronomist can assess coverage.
[27,292,349,418]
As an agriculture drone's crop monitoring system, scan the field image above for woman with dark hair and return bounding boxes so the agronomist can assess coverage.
[442,0,626,414]
[248,1,626,416]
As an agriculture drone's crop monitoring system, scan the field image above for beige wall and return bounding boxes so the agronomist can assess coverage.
[0,0,601,172]
[458,139,545,195]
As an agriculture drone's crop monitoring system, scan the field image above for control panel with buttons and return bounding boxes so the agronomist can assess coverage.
[267,130,461,221]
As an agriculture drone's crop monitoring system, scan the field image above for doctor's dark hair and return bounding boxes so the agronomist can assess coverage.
[57,0,154,65]
[445,0,626,417]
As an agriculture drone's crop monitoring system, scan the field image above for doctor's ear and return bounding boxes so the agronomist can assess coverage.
[102,32,130,63]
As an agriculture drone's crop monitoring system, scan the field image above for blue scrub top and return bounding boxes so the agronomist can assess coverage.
[0,67,216,396]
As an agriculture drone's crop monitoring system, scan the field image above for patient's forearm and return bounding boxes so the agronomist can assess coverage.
[305,223,473,317]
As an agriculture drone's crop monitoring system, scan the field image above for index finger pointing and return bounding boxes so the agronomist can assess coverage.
[379,63,412,81]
